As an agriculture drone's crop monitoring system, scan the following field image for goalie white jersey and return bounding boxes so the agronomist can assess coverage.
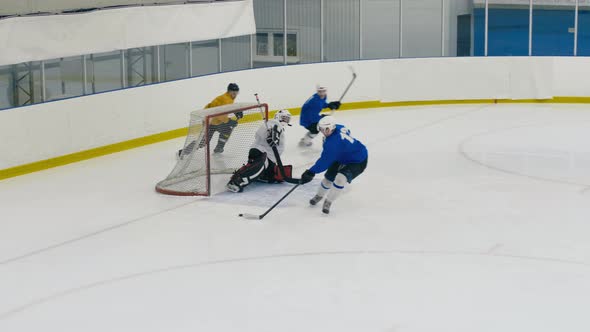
[251,119,285,164]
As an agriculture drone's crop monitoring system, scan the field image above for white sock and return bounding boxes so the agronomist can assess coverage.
[316,178,332,197]
[326,173,347,202]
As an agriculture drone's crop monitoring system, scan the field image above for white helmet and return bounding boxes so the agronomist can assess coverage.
[316,85,327,93]
[317,115,337,135]
[275,109,292,126]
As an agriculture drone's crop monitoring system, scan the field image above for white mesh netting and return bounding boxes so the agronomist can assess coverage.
[156,102,268,196]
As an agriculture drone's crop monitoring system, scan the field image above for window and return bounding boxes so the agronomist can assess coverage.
[254,31,299,65]
[287,33,297,56]
[273,33,284,56]
[256,33,269,56]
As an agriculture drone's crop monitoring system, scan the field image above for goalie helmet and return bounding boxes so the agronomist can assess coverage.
[318,115,337,135]
[275,109,292,126]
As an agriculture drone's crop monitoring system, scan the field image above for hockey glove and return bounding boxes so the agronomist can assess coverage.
[327,101,341,110]
[235,111,244,120]
[300,169,315,184]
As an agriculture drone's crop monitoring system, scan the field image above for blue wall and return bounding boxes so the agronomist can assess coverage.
[474,8,590,56]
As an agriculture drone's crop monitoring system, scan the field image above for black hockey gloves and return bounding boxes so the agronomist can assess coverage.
[266,124,281,147]
[300,169,315,184]
[327,101,341,110]
[235,111,244,119]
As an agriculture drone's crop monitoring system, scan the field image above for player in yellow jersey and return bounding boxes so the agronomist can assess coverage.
[178,83,242,159]
[206,83,242,153]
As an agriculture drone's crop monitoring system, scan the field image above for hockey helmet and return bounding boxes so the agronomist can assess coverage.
[318,115,336,135]
[275,109,292,126]
[227,83,240,92]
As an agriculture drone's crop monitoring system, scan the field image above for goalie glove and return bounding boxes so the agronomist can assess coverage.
[266,124,281,147]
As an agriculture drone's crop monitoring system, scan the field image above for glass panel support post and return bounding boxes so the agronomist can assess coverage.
[528,0,533,56]
[188,42,193,77]
[320,0,324,61]
[283,0,287,65]
[218,39,222,72]
[359,0,363,59]
[399,0,403,57]
[484,0,489,56]
[441,0,445,56]
[121,50,127,88]
[40,60,46,102]
[156,46,161,83]
[574,0,579,56]
[250,34,254,68]
[82,55,88,95]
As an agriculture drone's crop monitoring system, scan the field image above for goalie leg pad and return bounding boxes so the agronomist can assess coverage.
[227,149,268,192]
[257,159,276,183]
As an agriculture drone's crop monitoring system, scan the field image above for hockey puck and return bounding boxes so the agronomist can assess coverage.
[239,213,243,217]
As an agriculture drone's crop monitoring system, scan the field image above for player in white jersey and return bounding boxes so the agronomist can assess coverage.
[227,109,293,193]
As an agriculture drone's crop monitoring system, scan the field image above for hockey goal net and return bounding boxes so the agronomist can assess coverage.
[156,102,269,196]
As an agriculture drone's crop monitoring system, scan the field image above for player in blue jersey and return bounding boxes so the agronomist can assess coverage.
[298,85,341,147]
[299,116,368,214]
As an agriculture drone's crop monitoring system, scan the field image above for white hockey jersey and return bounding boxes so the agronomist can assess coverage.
[251,119,285,164]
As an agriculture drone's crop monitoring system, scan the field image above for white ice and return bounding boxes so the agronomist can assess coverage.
[1,104,590,332]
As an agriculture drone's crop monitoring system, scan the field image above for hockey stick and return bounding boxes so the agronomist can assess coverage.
[330,66,358,115]
[239,184,300,220]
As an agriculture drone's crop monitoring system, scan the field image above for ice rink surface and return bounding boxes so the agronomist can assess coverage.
[1,104,590,331]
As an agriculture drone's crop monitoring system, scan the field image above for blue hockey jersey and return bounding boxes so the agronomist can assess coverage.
[300,93,329,128]
[309,125,368,174]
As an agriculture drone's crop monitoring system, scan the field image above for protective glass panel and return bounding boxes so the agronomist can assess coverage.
[160,43,189,82]
[287,0,321,63]
[446,0,473,57]
[253,0,285,68]
[12,62,42,106]
[324,0,360,61]
[475,5,530,56]
[88,51,123,93]
[0,65,14,110]
[221,35,251,72]
[44,56,84,101]
[532,1,575,56]
[192,40,220,77]
[577,7,590,55]
[362,0,400,59]
[125,47,157,86]
[401,0,443,58]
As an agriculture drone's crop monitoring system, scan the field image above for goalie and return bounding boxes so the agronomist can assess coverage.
[227,109,293,193]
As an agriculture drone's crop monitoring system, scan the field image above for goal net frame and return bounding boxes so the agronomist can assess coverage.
[155,102,269,196]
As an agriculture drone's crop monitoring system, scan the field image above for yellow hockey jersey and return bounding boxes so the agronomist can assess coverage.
[206,92,236,125]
